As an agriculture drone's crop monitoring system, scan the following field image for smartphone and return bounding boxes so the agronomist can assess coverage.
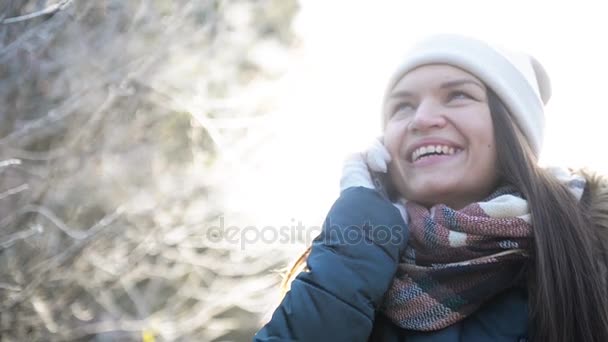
[369,166,394,201]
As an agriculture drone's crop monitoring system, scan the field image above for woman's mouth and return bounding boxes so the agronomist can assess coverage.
[411,144,462,161]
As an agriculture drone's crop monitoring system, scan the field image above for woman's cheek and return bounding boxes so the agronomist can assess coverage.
[383,121,403,154]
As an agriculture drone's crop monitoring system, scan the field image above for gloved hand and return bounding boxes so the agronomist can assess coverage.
[339,138,392,191]
[339,138,408,223]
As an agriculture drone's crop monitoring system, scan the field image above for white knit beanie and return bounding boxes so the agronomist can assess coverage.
[382,34,551,157]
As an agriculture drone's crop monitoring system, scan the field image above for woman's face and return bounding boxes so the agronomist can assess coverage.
[384,64,498,209]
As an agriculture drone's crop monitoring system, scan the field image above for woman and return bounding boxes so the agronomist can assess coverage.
[253,34,608,341]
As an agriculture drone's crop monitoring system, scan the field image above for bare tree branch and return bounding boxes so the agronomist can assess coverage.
[0,224,42,249]
[1,0,73,25]
[0,183,29,200]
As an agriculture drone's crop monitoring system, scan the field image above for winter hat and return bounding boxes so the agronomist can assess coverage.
[382,34,551,157]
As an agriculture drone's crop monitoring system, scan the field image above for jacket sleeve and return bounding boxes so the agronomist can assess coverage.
[253,187,408,342]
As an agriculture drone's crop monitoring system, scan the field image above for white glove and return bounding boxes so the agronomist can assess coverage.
[339,139,408,222]
[339,138,391,192]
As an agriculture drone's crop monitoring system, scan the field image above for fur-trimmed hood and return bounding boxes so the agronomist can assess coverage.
[581,170,608,271]
[582,170,608,231]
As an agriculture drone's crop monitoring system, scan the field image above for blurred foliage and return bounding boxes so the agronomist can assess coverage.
[0,0,298,340]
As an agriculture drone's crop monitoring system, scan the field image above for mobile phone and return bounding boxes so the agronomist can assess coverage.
[369,166,394,201]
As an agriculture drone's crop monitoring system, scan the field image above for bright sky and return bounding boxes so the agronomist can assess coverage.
[224,1,608,250]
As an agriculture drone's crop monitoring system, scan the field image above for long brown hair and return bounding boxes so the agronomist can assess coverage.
[488,90,608,341]
[280,90,608,341]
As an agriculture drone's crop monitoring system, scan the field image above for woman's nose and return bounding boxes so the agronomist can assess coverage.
[409,100,447,132]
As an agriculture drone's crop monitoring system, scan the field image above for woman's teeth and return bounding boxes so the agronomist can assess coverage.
[412,145,458,162]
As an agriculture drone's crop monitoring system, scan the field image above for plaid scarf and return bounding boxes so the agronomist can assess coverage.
[380,169,585,331]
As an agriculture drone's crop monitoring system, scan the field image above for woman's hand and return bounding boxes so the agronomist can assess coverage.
[339,138,408,223]
[339,138,392,191]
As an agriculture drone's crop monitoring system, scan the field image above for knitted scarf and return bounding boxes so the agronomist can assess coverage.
[380,168,586,331]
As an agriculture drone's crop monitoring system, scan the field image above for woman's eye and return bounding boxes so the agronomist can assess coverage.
[393,103,416,116]
[448,91,473,101]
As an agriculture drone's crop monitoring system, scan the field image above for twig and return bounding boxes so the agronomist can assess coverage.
[0,184,29,200]
[0,146,69,161]
[0,224,42,249]
[20,205,86,239]
[0,282,22,291]
[30,205,125,271]
[0,88,89,146]
[0,159,21,168]
[5,206,125,306]
[63,319,147,340]
[31,296,58,333]
[1,0,73,25]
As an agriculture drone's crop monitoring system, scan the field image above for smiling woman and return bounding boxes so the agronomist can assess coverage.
[384,65,497,209]
[253,34,608,342]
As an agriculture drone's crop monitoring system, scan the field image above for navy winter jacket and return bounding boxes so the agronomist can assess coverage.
[253,187,529,342]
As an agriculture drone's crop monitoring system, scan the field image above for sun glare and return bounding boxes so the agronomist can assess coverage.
[226,1,608,250]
